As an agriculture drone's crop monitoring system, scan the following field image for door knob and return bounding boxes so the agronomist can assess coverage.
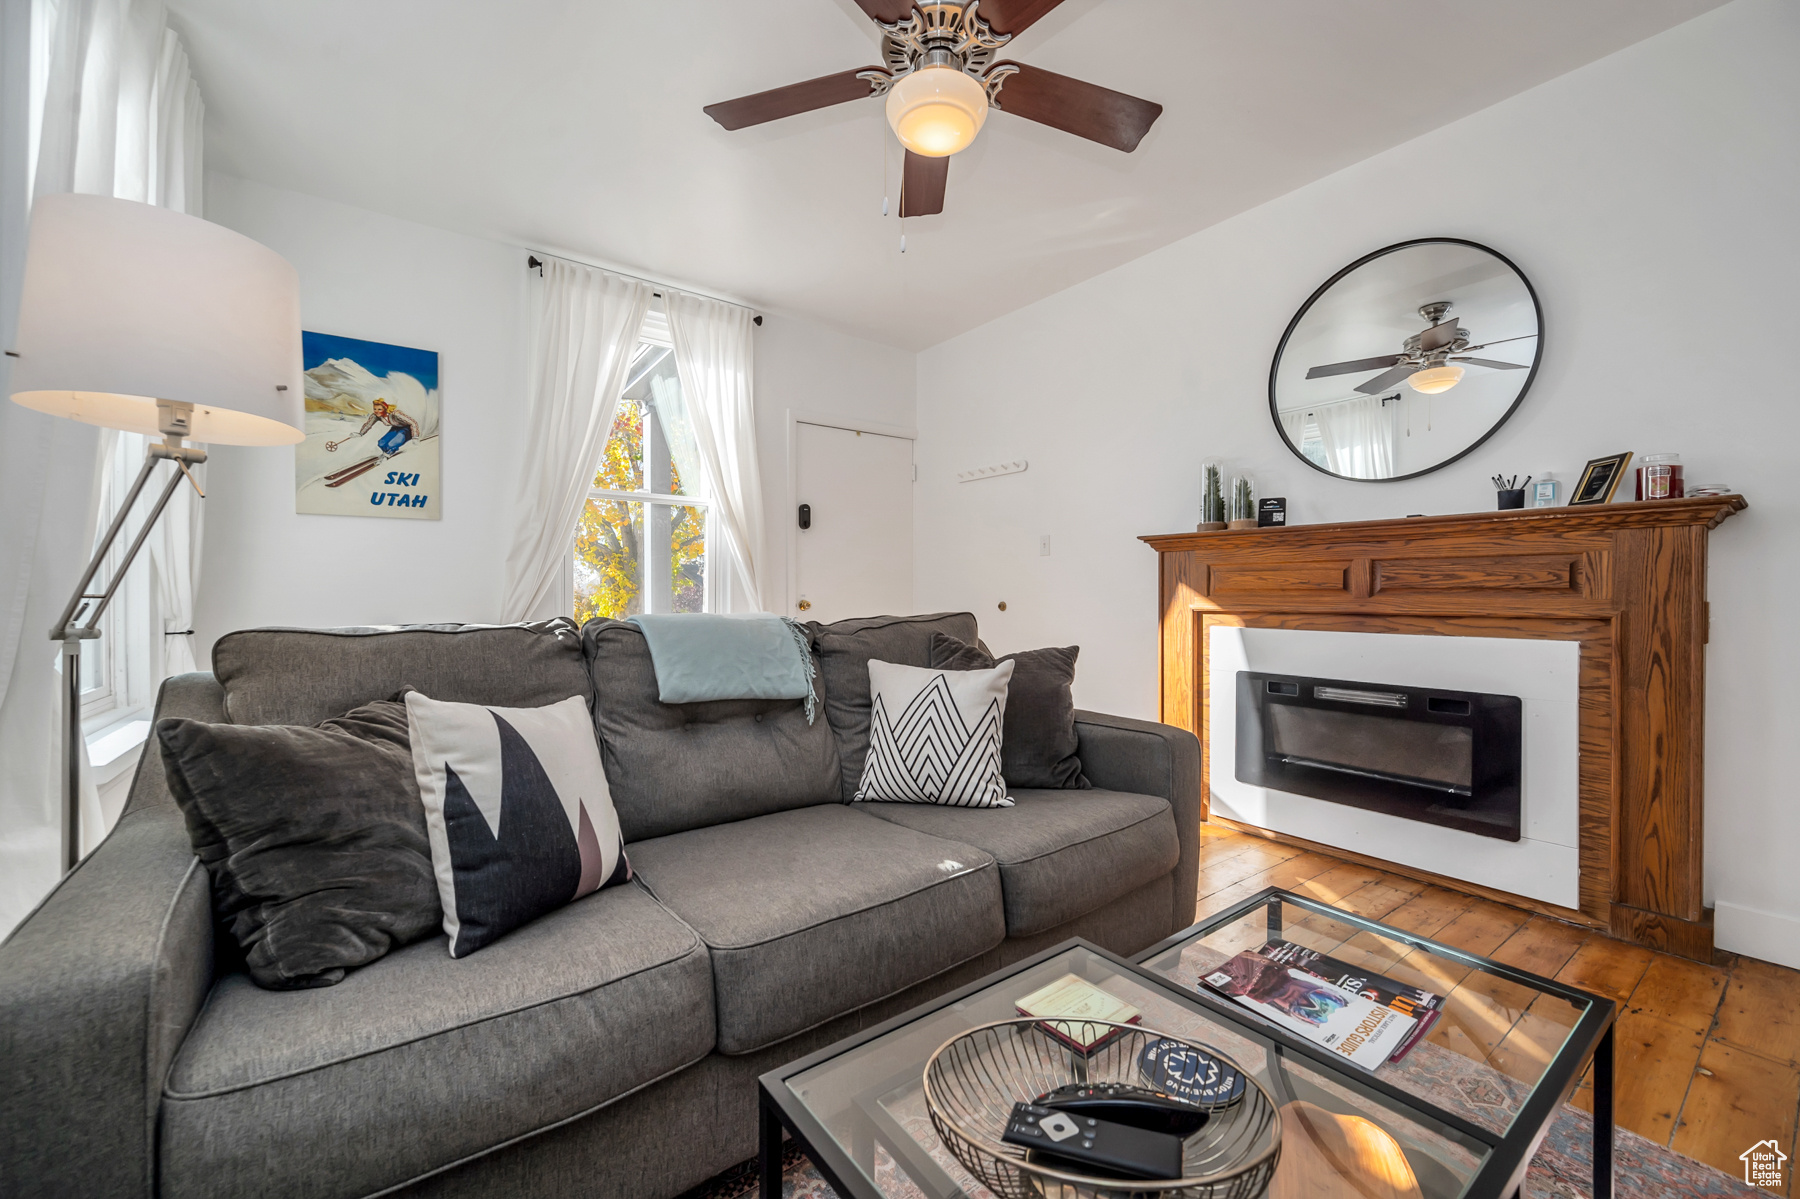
[798,503,811,530]
[797,599,812,611]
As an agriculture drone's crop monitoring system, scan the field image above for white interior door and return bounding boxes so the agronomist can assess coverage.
[793,422,913,624]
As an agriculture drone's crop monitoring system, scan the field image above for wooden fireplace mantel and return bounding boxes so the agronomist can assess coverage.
[1142,495,1747,961]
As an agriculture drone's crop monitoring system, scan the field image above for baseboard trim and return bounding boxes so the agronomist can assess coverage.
[1715,900,1800,971]
[1207,816,1604,930]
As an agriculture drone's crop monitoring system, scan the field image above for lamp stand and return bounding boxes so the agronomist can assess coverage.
[52,400,206,873]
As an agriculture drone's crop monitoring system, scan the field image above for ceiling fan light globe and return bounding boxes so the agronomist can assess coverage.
[1408,364,1465,395]
[885,66,987,157]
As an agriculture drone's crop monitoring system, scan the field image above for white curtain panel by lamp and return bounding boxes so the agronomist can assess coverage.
[501,259,652,621]
[665,291,765,613]
[0,0,205,935]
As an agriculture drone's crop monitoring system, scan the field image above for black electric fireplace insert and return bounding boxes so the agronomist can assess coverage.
[1234,671,1522,841]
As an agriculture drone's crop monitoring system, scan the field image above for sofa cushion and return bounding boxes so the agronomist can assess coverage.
[213,620,591,727]
[157,697,439,990]
[808,611,980,802]
[407,692,633,957]
[627,805,1005,1054]
[854,658,1014,807]
[158,882,712,1199]
[583,619,840,841]
[859,789,1180,937]
[930,634,1092,790]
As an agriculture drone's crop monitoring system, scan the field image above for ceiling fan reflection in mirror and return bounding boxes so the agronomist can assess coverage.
[703,1,1163,217]
[1305,301,1536,397]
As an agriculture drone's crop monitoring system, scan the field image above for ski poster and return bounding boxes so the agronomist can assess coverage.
[296,331,440,519]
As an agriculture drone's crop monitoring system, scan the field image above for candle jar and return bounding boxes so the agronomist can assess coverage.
[1198,461,1226,529]
[1636,453,1684,500]
[1227,475,1258,529]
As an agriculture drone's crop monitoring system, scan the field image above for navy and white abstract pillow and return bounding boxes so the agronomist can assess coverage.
[854,658,1014,808]
[406,692,630,957]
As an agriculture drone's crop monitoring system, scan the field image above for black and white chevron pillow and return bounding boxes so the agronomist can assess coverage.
[854,658,1014,807]
[406,692,631,957]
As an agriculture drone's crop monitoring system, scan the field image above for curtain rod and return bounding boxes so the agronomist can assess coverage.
[1278,391,1403,417]
[524,251,763,326]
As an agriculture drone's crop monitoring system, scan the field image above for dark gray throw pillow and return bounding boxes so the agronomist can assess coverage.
[809,611,981,802]
[157,697,440,990]
[929,633,1091,790]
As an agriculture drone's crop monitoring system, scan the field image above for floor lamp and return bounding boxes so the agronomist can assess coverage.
[8,193,303,872]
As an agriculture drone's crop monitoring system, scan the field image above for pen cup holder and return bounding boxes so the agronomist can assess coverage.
[1497,489,1525,510]
[922,1019,1281,1199]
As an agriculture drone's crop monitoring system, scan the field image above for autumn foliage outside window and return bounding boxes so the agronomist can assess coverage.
[575,345,708,623]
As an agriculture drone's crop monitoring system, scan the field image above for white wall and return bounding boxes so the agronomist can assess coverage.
[912,0,1800,964]
[194,174,914,656]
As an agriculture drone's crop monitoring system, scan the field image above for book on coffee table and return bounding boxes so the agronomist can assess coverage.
[1199,950,1415,1070]
[1015,973,1142,1052]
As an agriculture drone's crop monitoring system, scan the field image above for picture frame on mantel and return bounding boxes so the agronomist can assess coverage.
[1567,451,1632,506]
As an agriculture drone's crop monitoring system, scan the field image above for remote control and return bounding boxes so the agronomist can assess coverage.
[1001,1102,1184,1181]
[1036,1081,1210,1137]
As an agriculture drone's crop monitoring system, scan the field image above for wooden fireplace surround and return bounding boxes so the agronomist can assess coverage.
[1142,495,1746,962]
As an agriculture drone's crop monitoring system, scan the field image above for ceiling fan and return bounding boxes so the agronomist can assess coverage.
[1306,302,1535,396]
[703,1,1163,218]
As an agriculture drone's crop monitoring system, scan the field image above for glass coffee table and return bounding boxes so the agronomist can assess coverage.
[759,886,1615,1199]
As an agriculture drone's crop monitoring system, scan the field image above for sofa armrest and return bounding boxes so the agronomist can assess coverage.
[0,674,221,1198]
[1073,710,1201,934]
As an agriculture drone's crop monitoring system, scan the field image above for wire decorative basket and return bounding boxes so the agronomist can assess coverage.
[923,1019,1281,1199]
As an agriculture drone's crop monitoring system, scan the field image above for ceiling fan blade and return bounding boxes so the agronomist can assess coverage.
[1417,318,1460,353]
[704,68,884,130]
[989,63,1162,152]
[1452,357,1528,370]
[1356,364,1420,394]
[899,151,949,217]
[1306,354,1403,380]
[851,0,916,21]
[1459,333,1536,354]
[976,0,1071,35]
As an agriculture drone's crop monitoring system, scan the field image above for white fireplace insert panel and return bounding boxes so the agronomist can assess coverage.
[1208,626,1580,909]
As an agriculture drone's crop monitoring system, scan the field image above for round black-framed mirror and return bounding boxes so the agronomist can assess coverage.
[1269,238,1543,482]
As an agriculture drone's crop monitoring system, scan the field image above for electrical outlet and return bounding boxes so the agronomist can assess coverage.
[1039,535,1051,556]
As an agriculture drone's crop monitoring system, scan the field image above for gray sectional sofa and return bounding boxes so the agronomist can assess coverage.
[0,612,1200,1199]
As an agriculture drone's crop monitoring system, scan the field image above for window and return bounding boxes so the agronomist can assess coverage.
[79,432,157,729]
[1298,416,1329,469]
[574,332,709,622]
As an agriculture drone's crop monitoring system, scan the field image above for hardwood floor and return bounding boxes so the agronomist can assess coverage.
[1192,823,1800,1195]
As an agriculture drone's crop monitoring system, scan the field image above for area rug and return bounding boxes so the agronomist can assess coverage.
[685,1104,1759,1199]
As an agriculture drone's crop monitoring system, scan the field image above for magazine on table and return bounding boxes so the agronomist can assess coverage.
[1199,950,1415,1070]
[1256,939,1444,1063]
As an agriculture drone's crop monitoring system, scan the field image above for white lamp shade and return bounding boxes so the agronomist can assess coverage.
[885,66,988,157]
[1407,364,1465,395]
[10,193,304,445]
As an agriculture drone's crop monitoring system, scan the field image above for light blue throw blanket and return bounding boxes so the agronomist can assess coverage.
[627,613,816,723]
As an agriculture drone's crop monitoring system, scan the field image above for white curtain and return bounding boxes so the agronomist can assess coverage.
[1276,407,1308,452]
[0,0,203,933]
[501,258,652,622]
[664,291,765,613]
[1312,395,1399,480]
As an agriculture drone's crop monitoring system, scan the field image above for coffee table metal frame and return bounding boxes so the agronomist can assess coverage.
[758,885,1615,1199]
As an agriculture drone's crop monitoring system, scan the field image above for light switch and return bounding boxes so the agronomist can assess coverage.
[1039,535,1051,556]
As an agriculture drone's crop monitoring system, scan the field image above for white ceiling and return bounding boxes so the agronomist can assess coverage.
[167,0,1725,350]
